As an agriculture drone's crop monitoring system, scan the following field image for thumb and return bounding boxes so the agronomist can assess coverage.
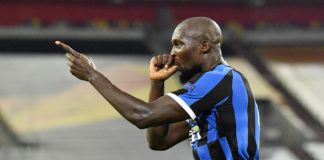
[149,57,156,71]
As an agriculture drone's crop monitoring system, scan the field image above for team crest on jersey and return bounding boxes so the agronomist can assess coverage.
[183,83,195,92]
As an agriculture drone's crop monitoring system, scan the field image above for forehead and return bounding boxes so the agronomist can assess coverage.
[172,22,203,42]
[172,25,185,40]
[172,24,197,42]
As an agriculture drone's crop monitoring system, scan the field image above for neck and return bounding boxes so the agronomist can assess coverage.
[201,53,223,72]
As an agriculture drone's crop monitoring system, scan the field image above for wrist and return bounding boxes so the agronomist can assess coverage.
[150,80,165,90]
[150,79,165,86]
[88,69,100,83]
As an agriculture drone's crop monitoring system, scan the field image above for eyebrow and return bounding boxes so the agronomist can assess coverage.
[172,39,182,44]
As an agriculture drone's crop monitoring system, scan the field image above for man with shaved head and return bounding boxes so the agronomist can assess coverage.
[56,17,260,160]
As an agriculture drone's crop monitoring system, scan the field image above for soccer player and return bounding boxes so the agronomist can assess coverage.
[56,17,260,160]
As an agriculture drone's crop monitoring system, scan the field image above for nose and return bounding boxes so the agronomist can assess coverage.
[170,48,176,56]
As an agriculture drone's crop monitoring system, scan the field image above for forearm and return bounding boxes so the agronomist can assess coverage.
[148,80,164,102]
[89,70,151,128]
[147,80,170,149]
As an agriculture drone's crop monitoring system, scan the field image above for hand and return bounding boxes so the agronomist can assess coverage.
[149,54,177,81]
[55,41,97,81]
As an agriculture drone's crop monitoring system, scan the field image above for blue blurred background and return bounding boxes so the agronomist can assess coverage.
[0,0,323,159]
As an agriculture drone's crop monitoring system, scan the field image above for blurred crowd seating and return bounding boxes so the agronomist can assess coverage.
[0,1,324,31]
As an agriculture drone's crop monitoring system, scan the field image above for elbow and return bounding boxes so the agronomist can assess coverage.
[134,123,147,129]
[148,143,169,151]
[131,115,149,129]
[131,114,151,129]
[133,118,153,129]
[149,146,167,151]
[146,136,170,151]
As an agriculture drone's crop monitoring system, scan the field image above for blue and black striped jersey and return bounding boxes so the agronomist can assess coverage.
[167,64,260,160]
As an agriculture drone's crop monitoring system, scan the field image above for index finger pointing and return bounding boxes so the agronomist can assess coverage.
[55,41,79,57]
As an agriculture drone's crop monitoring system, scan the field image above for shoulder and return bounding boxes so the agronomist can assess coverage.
[231,68,248,82]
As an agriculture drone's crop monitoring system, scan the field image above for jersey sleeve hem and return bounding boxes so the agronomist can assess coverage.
[166,93,196,119]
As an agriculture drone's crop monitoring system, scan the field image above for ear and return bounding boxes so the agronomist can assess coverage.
[200,41,211,54]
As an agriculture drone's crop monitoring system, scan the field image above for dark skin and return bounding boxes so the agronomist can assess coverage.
[55,17,223,151]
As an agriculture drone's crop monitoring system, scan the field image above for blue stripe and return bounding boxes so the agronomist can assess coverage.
[219,137,233,160]
[179,64,232,106]
[254,149,259,160]
[197,144,212,160]
[232,71,249,159]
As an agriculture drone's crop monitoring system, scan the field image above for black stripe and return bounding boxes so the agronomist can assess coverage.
[238,71,257,159]
[218,101,240,160]
[172,88,188,96]
[190,70,233,115]
[215,111,226,138]
[208,140,226,160]
[193,149,200,160]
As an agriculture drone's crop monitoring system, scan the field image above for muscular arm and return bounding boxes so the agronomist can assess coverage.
[89,70,189,129]
[55,41,190,129]
[146,80,189,150]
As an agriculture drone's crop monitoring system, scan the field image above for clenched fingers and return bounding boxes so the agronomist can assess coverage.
[161,54,169,67]
[153,54,173,68]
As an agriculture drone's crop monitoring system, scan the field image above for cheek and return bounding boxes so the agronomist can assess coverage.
[174,48,186,61]
[178,51,190,64]
[175,45,197,67]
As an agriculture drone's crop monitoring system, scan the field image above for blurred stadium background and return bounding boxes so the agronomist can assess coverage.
[0,0,323,159]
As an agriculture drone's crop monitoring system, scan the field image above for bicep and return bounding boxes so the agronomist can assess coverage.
[141,95,190,127]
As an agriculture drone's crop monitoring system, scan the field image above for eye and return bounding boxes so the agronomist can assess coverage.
[173,41,182,48]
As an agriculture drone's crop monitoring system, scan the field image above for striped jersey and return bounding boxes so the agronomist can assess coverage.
[167,64,260,160]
